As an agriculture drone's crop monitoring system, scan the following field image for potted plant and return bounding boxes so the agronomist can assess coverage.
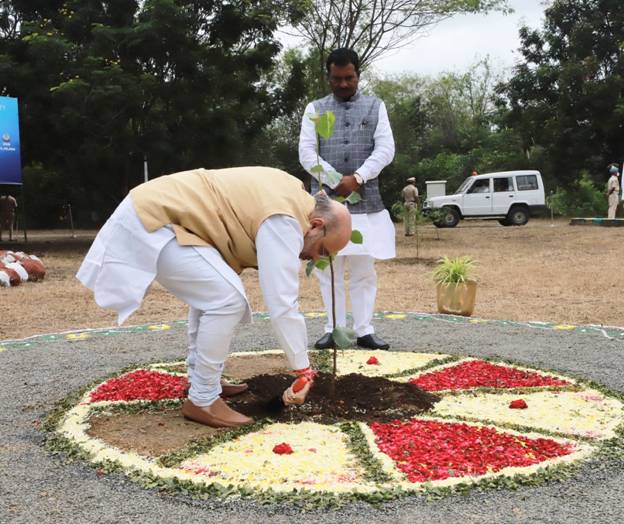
[432,256,478,316]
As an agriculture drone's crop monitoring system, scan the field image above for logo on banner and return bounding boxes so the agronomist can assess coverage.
[2,133,10,143]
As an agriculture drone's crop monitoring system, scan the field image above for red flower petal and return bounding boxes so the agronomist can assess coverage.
[410,361,570,391]
[509,399,528,409]
[90,370,188,402]
[370,419,574,483]
[366,356,380,365]
[272,443,294,455]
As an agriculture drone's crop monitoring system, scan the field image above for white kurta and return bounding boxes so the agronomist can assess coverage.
[77,197,310,374]
[298,99,396,259]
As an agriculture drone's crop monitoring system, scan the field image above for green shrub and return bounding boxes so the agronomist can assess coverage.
[548,173,608,217]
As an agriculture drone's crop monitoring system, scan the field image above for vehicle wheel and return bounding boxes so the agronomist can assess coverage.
[439,207,460,228]
[508,206,529,226]
[498,218,512,226]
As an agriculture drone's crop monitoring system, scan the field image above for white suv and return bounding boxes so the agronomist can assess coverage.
[423,170,546,228]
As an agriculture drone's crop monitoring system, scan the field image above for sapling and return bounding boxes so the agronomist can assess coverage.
[305,110,363,381]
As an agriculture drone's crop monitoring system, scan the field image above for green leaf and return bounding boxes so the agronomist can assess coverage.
[432,256,477,284]
[315,257,330,271]
[334,196,346,203]
[345,191,362,204]
[310,164,324,174]
[315,111,335,139]
[350,230,363,244]
[305,260,316,277]
[332,326,356,349]
[325,170,343,187]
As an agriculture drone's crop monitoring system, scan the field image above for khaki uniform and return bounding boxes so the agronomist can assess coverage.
[607,175,619,219]
[401,184,419,235]
[0,195,17,241]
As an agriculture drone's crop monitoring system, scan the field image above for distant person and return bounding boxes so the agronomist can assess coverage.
[77,167,352,428]
[607,164,620,219]
[298,47,396,351]
[401,177,419,236]
[0,194,17,242]
[471,169,479,176]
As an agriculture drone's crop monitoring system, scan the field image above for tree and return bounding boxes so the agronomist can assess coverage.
[366,60,526,204]
[291,0,508,93]
[0,0,306,226]
[498,0,624,189]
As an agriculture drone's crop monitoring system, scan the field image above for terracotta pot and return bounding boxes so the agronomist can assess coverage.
[436,280,477,316]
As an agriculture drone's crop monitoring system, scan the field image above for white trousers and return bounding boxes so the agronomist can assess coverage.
[315,254,376,337]
[156,239,247,407]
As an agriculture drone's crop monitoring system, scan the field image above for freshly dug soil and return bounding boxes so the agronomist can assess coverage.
[229,372,440,424]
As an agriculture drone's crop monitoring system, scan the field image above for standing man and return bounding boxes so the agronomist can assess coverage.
[0,193,18,242]
[401,177,419,237]
[298,48,395,351]
[77,167,352,428]
[607,164,620,219]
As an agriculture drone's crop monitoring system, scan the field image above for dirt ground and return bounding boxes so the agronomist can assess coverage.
[1,219,623,340]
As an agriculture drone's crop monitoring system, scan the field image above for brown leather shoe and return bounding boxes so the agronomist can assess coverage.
[181,398,253,428]
[220,380,249,397]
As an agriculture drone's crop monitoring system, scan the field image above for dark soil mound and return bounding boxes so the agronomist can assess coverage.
[229,372,440,424]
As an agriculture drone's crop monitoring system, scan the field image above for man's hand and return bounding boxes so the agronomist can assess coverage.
[282,367,316,406]
[335,174,361,197]
[282,376,312,406]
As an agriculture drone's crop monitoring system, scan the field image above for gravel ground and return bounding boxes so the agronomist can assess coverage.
[1,316,623,524]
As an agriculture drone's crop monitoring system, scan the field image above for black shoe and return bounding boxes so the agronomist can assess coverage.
[356,334,390,350]
[314,333,334,349]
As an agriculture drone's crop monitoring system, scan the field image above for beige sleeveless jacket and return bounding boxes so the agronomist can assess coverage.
[131,167,315,273]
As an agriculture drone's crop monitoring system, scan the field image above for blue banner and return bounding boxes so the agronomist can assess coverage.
[0,96,22,185]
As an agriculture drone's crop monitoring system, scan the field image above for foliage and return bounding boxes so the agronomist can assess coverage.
[390,201,406,221]
[432,256,477,285]
[548,172,609,217]
[497,0,624,190]
[0,0,307,226]
[366,60,534,206]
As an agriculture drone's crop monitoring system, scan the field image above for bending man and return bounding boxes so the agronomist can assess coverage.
[77,167,351,428]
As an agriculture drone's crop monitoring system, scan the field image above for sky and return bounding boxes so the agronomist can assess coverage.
[373,0,549,77]
[281,0,550,79]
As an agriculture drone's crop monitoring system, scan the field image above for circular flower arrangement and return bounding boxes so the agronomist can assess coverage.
[48,350,624,506]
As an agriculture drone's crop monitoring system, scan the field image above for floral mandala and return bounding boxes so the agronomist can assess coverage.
[49,350,624,505]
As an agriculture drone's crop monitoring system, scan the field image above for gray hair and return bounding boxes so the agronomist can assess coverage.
[312,191,341,231]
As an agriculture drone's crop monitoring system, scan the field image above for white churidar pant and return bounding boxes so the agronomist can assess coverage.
[314,209,395,337]
[155,239,249,406]
[315,254,377,337]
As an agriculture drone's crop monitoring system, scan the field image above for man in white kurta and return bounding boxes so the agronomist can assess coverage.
[77,167,352,427]
[607,165,620,219]
[298,48,395,350]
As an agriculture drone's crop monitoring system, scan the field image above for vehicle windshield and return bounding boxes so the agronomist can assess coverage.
[455,177,473,194]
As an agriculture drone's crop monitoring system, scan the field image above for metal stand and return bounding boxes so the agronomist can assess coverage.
[20,184,27,242]
[62,203,76,238]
